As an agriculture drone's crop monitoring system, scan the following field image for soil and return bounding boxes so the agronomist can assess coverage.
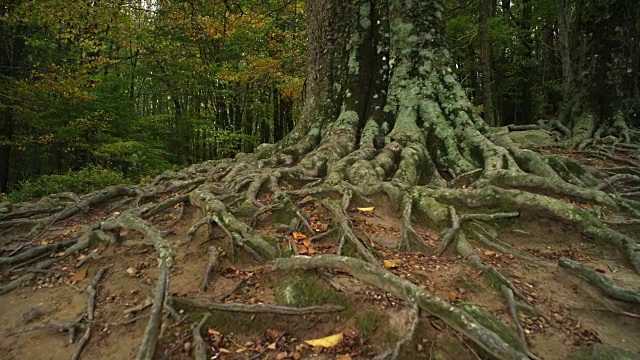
[0,150,639,360]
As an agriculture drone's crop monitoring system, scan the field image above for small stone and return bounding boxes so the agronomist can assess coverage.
[183,341,192,352]
[126,267,137,277]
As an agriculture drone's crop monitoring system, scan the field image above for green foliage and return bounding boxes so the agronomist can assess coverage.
[93,141,173,180]
[2,166,129,203]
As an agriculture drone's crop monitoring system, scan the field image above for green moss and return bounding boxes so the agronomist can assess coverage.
[274,271,346,308]
[357,311,380,336]
[569,344,639,360]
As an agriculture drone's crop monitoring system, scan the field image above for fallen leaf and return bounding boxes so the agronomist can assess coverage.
[54,252,66,257]
[112,211,121,215]
[293,232,307,240]
[218,348,231,354]
[297,245,308,254]
[357,207,375,212]
[383,259,400,268]
[483,250,496,256]
[595,268,606,274]
[446,291,459,301]
[69,268,87,282]
[302,196,314,202]
[336,355,352,360]
[267,342,277,350]
[304,332,343,348]
[207,329,221,335]
[303,238,312,247]
[307,247,318,255]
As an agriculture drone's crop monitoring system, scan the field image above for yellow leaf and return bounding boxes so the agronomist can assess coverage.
[293,232,307,240]
[207,329,221,335]
[357,207,375,212]
[267,342,277,350]
[383,259,400,268]
[336,355,353,360]
[304,332,343,348]
[302,196,314,202]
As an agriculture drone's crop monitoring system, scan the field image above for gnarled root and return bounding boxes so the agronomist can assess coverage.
[101,211,173,360]
[70,265,110,360]
[189,187,276,261]
[559,257,640,303]
[272,255,529,360]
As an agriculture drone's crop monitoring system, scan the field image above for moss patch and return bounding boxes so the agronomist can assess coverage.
[274,271,347,308]
[357,311,380,336]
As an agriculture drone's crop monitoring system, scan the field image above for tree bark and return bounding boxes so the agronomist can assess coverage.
[478,0,496,126]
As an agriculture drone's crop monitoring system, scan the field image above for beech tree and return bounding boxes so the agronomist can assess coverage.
[1,1,640,359]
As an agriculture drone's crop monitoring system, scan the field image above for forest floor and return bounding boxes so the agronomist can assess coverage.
[1,147,639,360]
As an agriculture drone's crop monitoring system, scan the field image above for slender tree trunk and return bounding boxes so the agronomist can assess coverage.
[479,0,495,126]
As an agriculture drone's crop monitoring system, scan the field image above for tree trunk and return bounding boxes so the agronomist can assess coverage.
[557,0,639,147]
[478,0,496,126]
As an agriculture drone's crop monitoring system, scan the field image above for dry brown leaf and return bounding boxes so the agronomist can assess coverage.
[336,355,352,360]
[293,232,307,240]
[304,332,343,348]
[446,291,459,301]
[303,238,312,247]
[218,348,231,354]
[297,245,308,254]
[207,329,221,335]
[357,207,375,212]
[302,196,314,202]
[307,247,318,255]
[69,268,87,282]
[267,342,277,350]
[483,250,496,256]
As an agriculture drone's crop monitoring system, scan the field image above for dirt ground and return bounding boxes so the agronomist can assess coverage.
[1,148,639,360]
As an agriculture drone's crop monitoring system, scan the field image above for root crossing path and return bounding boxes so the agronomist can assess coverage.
[0,142,639,360]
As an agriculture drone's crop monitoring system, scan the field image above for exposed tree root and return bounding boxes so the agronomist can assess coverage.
[501,286,529,352]
[559,257,640,303]
[70,265,110,360]
[199,246,217,291]
[0,228,112,295]
[320,199,378,264]
[192,314,210,360]
[272,255,529,360]
[171,297,345,315]
[101,211,173,360]
[189,187,276,261]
